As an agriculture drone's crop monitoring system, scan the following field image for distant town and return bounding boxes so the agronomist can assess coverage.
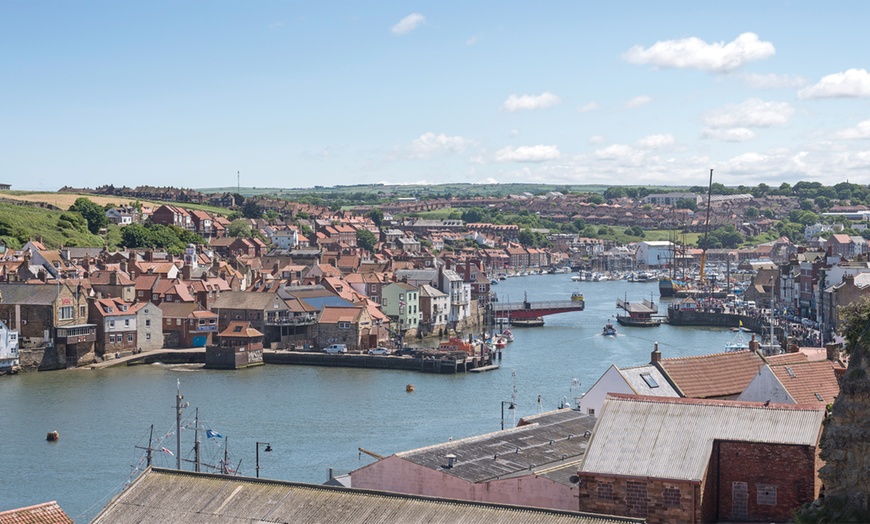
[1,180,869,523]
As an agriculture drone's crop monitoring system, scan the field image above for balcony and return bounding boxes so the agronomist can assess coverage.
[265,315,317,326]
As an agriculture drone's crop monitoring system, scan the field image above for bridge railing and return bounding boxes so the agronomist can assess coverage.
[493,300,582,312]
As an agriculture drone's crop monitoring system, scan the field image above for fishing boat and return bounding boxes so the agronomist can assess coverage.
[602,323,617,337]
[725,329,750,352]
[572,292,584,302]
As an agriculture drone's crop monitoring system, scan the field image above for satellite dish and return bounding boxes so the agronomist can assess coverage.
[569,475,580,484]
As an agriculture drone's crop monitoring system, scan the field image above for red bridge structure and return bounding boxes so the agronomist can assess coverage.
[492,294,584,320]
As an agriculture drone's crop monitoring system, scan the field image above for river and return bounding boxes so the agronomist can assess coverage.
[0,275,741,522]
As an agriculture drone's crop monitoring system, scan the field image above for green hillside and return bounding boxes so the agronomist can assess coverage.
[0,201,111,250]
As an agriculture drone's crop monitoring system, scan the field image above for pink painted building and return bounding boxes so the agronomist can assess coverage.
[350,409,596,512]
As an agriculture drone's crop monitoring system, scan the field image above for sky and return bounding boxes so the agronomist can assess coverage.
[5,1,870,191]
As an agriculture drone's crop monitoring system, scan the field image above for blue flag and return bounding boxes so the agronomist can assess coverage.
[206,429,223,439]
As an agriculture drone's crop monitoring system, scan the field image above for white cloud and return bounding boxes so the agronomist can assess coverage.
[391,13,425,35]
[836,119,870,139]
[588,135,606,145]
[798,68,870,99]
[409,132,473,158]
[703,98,794,128]
[502,92,561,112]
[622,32,775,73]
[495,145,560,163]
[624,95,652,109]
[701,127,756,142]
[577,102,599,113]
[741,72,808,89]
[637,134,675,149]
[479,177,499,184]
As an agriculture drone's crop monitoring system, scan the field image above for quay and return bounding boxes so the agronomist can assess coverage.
[667,307,787,343]
[89,348,490,374]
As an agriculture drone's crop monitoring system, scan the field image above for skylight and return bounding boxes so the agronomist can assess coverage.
[786,367,796,378]
[640,372,659,388]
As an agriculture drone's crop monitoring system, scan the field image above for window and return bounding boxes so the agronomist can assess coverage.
[110,320,115,328]
[146,333,151,340]
[125,319,130,327]
[59,306,74,320]
[176,319,181,326]
[757,484,777,506]
[338,321,350,329]
[109,335,115,343]
[80,305,86,317]
[587,408,595,416]
[382,298,388,307]
[128,334,134,342]
[138,290,144,297]
[640,372,659,388]
[145,319,151,327]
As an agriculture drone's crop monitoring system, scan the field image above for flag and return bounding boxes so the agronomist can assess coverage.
[161,447,174,456]
[206,429,223,439]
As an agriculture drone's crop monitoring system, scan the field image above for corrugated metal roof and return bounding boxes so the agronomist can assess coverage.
[396,409,596,485]
[92,468,640,524]
[580,394,824,481]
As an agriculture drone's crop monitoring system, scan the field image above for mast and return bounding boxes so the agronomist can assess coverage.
[194,408,201,472]
[699,168,714,289]
[175,379,188,470]
[134,424,155,467]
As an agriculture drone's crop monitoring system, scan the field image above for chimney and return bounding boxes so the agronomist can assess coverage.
[445,454,456,469]
[826,343,841,362]
[650,342,661,364]
[749,334,759,352]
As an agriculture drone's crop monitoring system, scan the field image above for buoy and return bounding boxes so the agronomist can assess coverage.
[46,431,59,442]
[406,384,415,392]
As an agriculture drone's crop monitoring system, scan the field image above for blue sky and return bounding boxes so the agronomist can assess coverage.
[5,1,870,191]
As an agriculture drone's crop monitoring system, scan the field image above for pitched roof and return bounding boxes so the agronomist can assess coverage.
[219,321,264,338]
[580,394,825,482]
[657,349,765,398]
[769,360,842,405]
[0,501,73,524]
[0,283,60,305]
[394,409,597,485]
[92,468,634,524]
[319,306,363,324]
[618,365,680,398]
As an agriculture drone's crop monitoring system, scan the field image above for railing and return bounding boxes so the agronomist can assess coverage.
[265,316,318,326]
[493,300,582,312]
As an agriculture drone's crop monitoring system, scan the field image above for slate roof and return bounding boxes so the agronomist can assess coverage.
[211,291,289,311]
[657,349,765,398]
[0,283,60,305]
[396,409,596,485]
[219,321,264,338]
[0,501,73,524]
[580,394,825,482]
[618,365,679,398]
[769,360,843,405]
[92,468,636,524]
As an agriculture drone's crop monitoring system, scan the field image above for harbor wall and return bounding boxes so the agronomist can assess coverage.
[667,309,785,345]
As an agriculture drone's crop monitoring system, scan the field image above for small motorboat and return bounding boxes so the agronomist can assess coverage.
[46,431,59,442]
[602,323,617,337]
[406,384,415,392]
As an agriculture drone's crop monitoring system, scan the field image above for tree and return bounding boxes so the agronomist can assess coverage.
[517,228,536,247]
[675,198,696,211]
[587,194,605,205]
[228,219,253,238]
[367,208,384,228]
[461,207,486,223]
[745,206,759,219]
[356,229,377,251]
[69,197,108,234]
[242,200,262,219]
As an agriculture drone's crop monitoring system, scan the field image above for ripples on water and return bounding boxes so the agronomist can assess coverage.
[0,276,738,522]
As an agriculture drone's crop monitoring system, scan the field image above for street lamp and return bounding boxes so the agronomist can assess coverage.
[256,441,272,478]
[501,401,516,430]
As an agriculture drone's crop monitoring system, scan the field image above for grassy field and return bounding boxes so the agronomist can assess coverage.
[0,200,108,249]
[0,191,228,216]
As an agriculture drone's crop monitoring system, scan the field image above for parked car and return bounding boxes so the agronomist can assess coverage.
[367,347,391,355]
[322,344,348,354]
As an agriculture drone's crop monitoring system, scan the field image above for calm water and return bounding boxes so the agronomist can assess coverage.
[0,275,739,522]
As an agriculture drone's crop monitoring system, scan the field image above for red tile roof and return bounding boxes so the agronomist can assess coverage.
[0,501,73,524]
[770,360,842,405]
[657,350,765,398]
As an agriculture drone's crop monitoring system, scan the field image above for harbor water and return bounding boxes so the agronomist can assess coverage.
[0,275,742,522]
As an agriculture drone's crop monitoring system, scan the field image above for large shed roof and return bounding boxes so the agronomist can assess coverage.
[92,468,639,524]
[580,394,824,482]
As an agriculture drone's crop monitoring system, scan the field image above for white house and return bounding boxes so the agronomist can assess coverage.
[576,362,678,417]
[0,318,20,373]
[270,228,299,250]
[634,241,673,268]
[440,269,470,327]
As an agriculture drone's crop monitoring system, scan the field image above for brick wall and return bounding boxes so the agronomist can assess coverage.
[716,440,817,522]
[578,474,699,524]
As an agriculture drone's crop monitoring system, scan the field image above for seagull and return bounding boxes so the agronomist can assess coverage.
[764,399,771,407]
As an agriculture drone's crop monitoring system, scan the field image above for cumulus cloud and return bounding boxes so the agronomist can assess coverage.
[741,72,808,89]
[836,119,870,139]
[392,13,425,35]
[577,101,599,113]
[502,92,561,112]
[409,132,473,158]
[622,32,775,73]
[637,134,675,149]
[495,145,560,163]
[798,68,870,99]
[625,95,652,108]
[700,127,756,142]
[703,98,794,128]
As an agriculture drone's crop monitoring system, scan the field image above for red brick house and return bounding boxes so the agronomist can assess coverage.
[577,394,825,523]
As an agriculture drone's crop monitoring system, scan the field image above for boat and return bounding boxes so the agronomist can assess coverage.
[438,337,477,354]
[490,279,499,285]
[616,297,662,327]
[46,431,59,442]
[725,329,750,352]
[571,292,584,302]
[602,323,617,337]
[571,275,582,282]
[406,384,415,392]
[501,329,514,342]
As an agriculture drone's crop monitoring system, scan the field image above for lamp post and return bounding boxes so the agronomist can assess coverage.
[501,401,516,430]
[769,276,776,351]
[256,441,272,478]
